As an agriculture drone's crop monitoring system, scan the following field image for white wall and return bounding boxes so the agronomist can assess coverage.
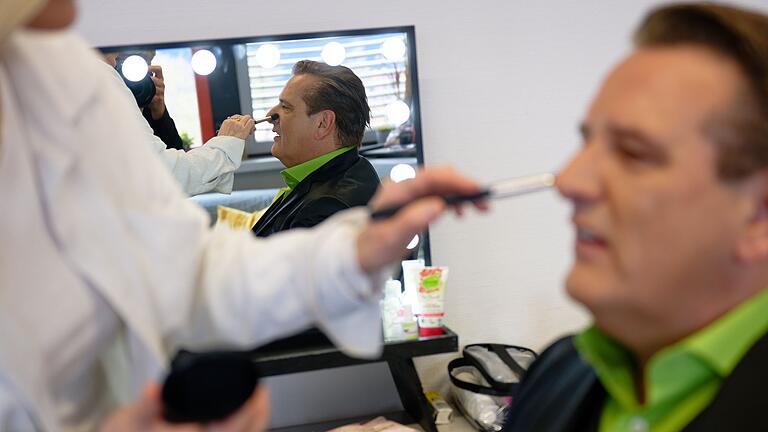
[74,0,768,413]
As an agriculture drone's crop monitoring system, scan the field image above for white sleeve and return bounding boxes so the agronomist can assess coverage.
[184,209,388,358]
[155,136,244,196]
[132,198,388,359]
[100,61,244,196]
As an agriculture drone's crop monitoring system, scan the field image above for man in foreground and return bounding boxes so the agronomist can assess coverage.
[505,3,768,431]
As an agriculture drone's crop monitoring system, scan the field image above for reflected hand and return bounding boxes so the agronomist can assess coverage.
[148,65,166,120]
[218,115,256,140]
[357,166,488,273]
[100,382,270,432]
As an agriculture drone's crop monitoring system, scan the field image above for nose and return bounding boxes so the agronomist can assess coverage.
[556,143,601,206]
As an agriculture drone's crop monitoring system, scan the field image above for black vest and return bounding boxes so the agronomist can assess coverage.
[252,149,379,237]
[502,333,768,431]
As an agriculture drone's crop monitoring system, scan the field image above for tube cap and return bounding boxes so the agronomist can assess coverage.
[418,326,444,337]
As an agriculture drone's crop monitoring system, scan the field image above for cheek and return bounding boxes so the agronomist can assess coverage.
[611,175,740,291]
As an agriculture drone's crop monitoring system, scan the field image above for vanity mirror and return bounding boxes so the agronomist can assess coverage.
[100,26,429,263]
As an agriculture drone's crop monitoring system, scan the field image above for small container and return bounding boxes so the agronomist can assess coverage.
[381,280,404,341]
[400,303,418,340]
[425,390,453,424]
[401,259,425,314]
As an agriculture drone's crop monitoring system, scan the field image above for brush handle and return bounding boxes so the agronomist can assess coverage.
[254,114,277,124]
[370,189,491,221]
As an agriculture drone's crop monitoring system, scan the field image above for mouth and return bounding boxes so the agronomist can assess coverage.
[577,226,605,244]
[574,223,608,258]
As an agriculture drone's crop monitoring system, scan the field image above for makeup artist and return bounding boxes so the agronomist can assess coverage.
[0,0,486,430]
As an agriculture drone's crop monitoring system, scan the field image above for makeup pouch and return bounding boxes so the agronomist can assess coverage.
[447,344,537,431]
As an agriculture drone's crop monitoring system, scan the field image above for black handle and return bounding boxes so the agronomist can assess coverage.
[370,189,490,221]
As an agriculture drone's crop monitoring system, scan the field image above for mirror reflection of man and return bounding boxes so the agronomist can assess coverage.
[505,3,768,431]
[250,60,380,237]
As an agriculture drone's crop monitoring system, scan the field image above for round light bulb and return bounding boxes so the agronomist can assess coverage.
[386,100,411,126]
[406,235,419,250]
[381,37,406,62]
[256,44,281,69]
[191,49,217,76]
[321,42,346,66]
[389,163,416,183]
[121,55,149,82]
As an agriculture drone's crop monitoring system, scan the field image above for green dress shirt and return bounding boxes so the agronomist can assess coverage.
[273,146,355,203]
[574,288,768,432]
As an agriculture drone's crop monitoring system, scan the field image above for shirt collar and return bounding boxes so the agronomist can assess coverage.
[280,146,354,191]
[682,288,768,376]
[575,288,768,408]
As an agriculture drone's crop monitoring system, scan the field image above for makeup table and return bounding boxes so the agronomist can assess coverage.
[250,326,459,432]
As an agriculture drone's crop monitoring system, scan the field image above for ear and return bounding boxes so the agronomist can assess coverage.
[736,172,768,263]
[313,110,336,141]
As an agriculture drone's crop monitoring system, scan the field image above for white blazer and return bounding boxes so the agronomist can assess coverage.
[0,29,384,431]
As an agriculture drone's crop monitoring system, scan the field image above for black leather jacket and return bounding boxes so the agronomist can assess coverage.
[252,148,379,237]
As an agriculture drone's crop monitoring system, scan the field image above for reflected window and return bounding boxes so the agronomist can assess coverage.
[245,33,411,148]
[153,48,203,147]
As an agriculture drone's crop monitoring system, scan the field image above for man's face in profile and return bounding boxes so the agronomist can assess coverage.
[557,46,758,329]
[268,74,323,168]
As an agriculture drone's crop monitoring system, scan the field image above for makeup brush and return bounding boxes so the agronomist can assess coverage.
[370,172,556,220]
[254,113,278,124]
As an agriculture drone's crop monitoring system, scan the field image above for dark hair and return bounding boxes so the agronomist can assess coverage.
[292,60,370,148]
[634,3,768,180]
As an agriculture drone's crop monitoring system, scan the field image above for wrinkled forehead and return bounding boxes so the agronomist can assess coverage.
[587,46,749,137]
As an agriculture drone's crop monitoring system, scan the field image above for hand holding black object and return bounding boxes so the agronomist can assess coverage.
[162,350,260,423]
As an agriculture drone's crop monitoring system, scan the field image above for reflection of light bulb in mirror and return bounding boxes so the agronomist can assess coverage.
[191,49,217,75]
[386,100,411,126]
[389,163,416,183]
[321,42,346,66]
[406,235,419,250]
[256,44,280,68]
[121,55,149,82]
[381,37,406,62]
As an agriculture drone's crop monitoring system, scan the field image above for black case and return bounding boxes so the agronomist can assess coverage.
[162,350,260,423]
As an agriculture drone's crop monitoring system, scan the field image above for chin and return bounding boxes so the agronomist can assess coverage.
[565,267,615,313]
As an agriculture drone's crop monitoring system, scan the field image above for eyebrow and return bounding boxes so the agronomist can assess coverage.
[279,98,293,108]
[579,121,668,161]
[580,122,665,147]
[607,124,665,152]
